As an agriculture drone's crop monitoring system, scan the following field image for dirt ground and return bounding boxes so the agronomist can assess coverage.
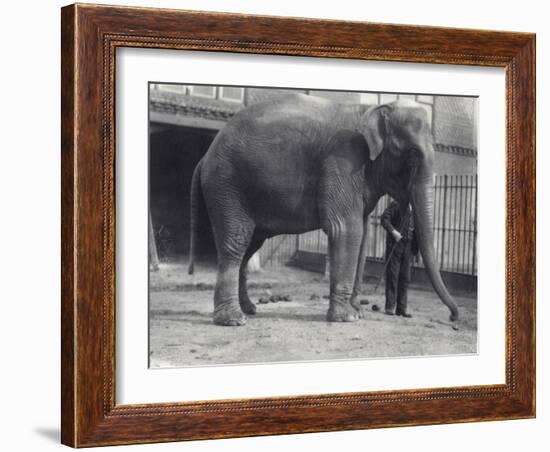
[149,262,477,368]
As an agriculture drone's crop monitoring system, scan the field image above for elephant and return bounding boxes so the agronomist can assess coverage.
[187,94,459,326]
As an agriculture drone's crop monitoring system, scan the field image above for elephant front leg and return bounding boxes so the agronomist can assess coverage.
[326,221,363,322]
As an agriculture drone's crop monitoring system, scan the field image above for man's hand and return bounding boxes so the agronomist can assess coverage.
[392,230,403,242]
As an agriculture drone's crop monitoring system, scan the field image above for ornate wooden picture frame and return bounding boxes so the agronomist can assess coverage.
[61,3,535,447]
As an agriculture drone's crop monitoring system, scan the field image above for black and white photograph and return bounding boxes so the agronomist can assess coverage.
[148,83,478,368]
[2,0,544,449]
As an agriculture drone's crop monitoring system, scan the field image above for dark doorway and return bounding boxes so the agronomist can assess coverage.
[149,124,219,263]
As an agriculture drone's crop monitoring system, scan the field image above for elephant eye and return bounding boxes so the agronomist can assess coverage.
[409,147,422,157]
[407,148,422,165]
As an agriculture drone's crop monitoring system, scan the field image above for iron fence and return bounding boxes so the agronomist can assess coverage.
[259,174,477,276]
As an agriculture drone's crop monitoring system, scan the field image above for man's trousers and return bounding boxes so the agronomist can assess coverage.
[384,238,412,315]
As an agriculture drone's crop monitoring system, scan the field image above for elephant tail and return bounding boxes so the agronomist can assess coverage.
[188,160,203,275]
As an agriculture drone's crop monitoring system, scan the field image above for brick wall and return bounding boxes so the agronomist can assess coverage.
[433,97,477,150]
[433,151,476,175]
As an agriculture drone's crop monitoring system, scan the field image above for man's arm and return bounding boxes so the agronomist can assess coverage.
[381,202,403,242]
[380,202,397,233]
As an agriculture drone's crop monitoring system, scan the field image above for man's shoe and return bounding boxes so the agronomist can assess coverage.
[396,312,412,318]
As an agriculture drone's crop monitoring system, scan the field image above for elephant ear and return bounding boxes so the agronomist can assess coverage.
[362,104,392,160]
[325,129,371,168]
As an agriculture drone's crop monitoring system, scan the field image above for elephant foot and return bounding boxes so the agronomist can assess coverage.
[239,297,257,315]
[350,298,366,319]
[213,303,247,326]
[327,303,359,322]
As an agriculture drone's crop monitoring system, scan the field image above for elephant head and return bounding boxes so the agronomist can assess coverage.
[358,100,459,321]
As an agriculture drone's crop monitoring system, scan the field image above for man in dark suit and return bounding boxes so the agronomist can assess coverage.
[380,200,418,317]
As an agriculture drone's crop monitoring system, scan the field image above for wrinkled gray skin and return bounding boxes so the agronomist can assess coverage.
[188,94,459,326]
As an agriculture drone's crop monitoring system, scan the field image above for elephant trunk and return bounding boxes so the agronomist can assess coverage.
[411,165,459,321]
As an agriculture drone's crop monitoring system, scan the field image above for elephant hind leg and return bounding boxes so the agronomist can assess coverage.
[239,232,267,315]
[209,205,255,326]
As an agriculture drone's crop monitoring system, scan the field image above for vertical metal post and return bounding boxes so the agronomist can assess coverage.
[471,175,478,276]
[434,175,441,268]
[466,175,471,274]
[454,176,459,272]
[461,175,468,273]
[467,175,473,274]
[439,175,448,270]
[457,175,464,272]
